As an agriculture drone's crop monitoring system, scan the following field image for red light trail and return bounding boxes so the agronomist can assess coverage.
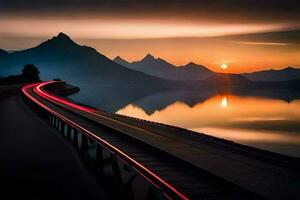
[22,81,188,200]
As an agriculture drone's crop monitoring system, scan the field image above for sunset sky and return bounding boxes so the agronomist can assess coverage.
[0,0,300,73]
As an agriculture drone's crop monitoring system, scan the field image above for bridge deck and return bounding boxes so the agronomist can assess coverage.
[26,82,300,200]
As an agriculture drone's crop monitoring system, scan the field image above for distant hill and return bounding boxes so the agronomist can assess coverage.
[114,54,214,81]
[2,32,297,90]
[0,33,171,88]
[0,49,8,59]
[243,67,300,81]
[202,73,252,86]
[0,33,254,89]
[114,56,131,68]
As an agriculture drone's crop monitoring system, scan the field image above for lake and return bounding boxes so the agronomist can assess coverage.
[70,86,300,158]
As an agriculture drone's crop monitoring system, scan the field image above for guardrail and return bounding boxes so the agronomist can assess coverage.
[22,82,188,200]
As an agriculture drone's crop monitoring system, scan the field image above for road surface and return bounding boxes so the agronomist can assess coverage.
[0,90,111,200]
[25,81,300,200]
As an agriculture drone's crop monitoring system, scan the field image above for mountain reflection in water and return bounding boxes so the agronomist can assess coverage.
[70,86,300,157]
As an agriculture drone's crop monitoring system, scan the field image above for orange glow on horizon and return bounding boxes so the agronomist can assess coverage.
[0,17,299,73]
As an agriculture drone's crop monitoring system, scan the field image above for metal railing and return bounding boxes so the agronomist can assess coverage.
[22,82,188,200]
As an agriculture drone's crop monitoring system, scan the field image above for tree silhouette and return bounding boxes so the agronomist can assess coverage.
[21,64,40,82]
[0,64,41,84]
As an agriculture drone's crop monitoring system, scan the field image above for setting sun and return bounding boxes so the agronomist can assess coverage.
[220,64,228,69]
[221,96,228,108]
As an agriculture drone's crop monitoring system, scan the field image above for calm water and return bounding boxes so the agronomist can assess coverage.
[70,86,300,158]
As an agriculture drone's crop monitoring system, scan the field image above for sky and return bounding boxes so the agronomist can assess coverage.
[0,0,300,73]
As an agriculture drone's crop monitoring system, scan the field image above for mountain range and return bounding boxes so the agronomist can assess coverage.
[0,49,8,59]
[0,32,253,88]
[243,67,300,81]
[114,54,213,81]
[0,32,299,89]
[0,33,171,88]
[114,55,300,82]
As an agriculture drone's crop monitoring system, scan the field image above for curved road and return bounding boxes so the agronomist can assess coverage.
[3,82,299,200]
[0,90,111,200]
[24,81,300,200]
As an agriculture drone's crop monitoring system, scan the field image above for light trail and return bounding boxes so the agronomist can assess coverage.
[22,81,189,200]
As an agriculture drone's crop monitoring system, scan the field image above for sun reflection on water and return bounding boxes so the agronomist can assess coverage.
[116,95,300,157]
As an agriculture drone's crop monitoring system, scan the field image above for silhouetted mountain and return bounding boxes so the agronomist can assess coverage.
[243,67,300,81]
[202,73,251,86]
[114,54,177,76]
[113,56,131,68]
[0,49,8,59]
[114,54,214,80]
[0,33,171,87]
[180,62,214,79]
[2,32,298,90]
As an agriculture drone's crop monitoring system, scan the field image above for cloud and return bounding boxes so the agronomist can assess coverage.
[226,29,300,44]
[0,17,297,39]
[234,42,291,46]
[0,0,300,24]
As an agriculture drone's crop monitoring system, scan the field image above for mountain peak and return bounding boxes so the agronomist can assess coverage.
[56,32,72,40]
[0,49,8,59]
[113,56,129,63]
[283,66,296,71]
[141,53,155,62]
[114,56,130,66]
[181,61,213,73]
[185,61,209,69]
[49,32,74,44]
[0,48,8,55]
[114,56,123,61]
[40,32,77,48]
[185,62,198,67]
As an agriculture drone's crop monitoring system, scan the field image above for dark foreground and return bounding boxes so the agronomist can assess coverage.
[27,81,300,200]
[0,90,110,199]
[2,83,300,200]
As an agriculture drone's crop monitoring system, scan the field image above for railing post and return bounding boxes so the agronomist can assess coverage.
[66,125,72,141]
[54,117,56,128]
[60,121,64,134]
[51,115,55,125]
[96,144,104,167]
[80,134,88,158]
[121,173,137,200]
[73,129,79,147]
[111,154,123,187]
[56,118,59,130]
[87,139,96,167]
